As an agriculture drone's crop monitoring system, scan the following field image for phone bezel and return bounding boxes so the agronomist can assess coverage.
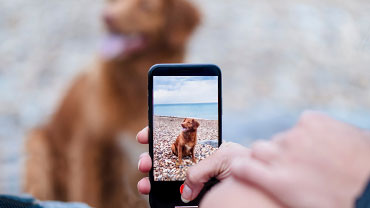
[148,64,222,207]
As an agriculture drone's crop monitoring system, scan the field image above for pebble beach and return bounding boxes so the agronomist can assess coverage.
[1,0,370,193]
[153,116,218,181]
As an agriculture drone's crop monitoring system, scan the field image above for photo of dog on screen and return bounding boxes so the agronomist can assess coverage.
[171,118,199,165]
[153,76,219,181]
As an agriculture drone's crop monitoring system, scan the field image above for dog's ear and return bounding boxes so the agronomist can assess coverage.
[164,0,201,50]
[183,118,187,122]
[192,119,200,129]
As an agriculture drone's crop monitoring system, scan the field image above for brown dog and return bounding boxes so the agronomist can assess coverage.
[171,118,200,165]
[24,0,200,208]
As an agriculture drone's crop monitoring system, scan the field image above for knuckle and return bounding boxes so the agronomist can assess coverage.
[299,110,317,123]
[271,130,290,142]
[251,140,266,149]
[219,142,245,159]
[220,142,237,149]
[186,166,197,182]
[298,110,326,126]
[271,129,300,147]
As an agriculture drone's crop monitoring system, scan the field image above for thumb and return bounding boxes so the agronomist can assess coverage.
[181,150,228,203]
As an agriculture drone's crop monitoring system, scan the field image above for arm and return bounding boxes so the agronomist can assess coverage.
[200,177,283,208]
[232,111,370,208]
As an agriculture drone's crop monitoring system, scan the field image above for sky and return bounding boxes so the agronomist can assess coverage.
[153,76,218,104]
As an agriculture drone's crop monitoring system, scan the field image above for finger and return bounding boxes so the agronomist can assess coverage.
[138,153,152,173]
[220,142,251,157]
[271,129,297,149]
[271,131,289,145]
[251,140,280,163]
[271,127,308,153]
[137,177,151,195]
[297,110,331,127]
[231,157,274,190]
[137,127,149,144]
[181,149,231,203]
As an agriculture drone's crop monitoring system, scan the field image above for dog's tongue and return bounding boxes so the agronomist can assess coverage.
[101,35,126,59]
[101,34,145,59]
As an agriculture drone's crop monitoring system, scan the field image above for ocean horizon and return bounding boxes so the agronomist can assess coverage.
[154,102,218,120]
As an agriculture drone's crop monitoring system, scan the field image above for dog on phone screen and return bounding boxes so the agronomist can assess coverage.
[171,118,200,165]
[24,0,200,207]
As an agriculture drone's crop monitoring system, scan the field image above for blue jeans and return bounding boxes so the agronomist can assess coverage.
[0,195,90,208]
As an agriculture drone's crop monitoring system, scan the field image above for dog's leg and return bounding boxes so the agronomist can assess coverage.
[68,131,103,207]
[69,132,147,208]
[171,143,178,156]
[24,128,56,200]
[191,147,196,163]
[177,143,183,165]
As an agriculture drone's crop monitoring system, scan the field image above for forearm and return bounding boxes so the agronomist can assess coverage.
[355,130,370,208]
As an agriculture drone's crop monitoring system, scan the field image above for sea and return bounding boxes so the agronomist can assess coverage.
[154,103,218,120]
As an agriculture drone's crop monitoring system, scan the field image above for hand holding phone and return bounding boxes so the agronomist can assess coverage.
[148,64,222,207]
[137,131,251,203]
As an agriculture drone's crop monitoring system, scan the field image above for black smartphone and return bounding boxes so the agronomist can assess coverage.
[148,64,222,208]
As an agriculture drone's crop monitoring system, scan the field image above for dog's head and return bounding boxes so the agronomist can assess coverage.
[181,118,200,131]
[101,0,200,59]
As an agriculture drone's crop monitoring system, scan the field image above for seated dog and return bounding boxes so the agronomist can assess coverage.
[24,0,200,207]
[171,118,200,165]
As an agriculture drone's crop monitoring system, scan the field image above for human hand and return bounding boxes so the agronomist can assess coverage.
[232,111,370,208]
[180,142,250,203]
[136,126,251,203]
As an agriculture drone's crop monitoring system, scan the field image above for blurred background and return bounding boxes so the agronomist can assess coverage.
[1,0,370,195]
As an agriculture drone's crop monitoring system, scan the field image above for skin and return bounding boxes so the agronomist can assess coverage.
[136,127,283,207]
[232,111,370,208]
[137,111,370,207]
[200,177,282,208]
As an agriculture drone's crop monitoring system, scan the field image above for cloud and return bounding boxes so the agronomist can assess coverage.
[154,76,218,104]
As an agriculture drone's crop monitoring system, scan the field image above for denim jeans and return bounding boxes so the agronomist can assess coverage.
[0,195,90,208]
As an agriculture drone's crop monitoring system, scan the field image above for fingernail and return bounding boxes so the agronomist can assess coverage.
[138,159,142,170]
[181,195,190,203]
[136,128,144,142]
[181,185,192,203]
[139,152,148,159]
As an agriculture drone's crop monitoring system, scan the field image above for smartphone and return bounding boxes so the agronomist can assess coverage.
[148,64,222,208]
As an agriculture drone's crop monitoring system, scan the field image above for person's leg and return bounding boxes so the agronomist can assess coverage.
[200,177,283,208]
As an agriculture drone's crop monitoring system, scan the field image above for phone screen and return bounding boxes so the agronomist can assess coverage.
[152,75,220,181]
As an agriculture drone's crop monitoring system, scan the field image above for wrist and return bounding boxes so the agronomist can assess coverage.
[353,130,370,199]
[356,178,370,208]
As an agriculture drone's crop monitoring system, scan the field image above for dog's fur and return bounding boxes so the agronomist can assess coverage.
[24,0,200,207]
[171,118,200,164]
